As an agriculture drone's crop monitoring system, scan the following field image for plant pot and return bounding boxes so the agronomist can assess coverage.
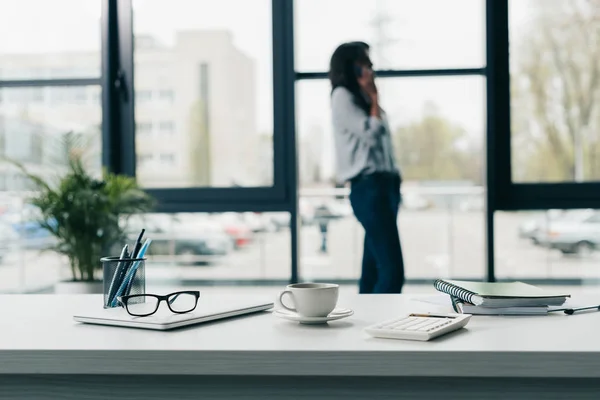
[54,280,103,294]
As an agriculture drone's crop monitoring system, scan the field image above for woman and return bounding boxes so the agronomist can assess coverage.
[329,41,405,294]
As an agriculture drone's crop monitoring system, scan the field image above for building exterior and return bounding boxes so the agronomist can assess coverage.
[0,30,259,190]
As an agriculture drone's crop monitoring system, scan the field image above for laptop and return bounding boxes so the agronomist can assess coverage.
[73,296,274,330]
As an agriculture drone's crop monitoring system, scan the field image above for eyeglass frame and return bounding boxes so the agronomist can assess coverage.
[117,290,200,317]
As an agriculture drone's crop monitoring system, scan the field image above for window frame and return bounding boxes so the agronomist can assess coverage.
[295,1,490,283]
[106,0,300,281]
[488,0,600,212]
[108,0,293,214]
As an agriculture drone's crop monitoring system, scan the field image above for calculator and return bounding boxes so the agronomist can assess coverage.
[364,313,471,341]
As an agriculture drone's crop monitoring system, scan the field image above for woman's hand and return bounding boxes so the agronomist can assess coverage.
[357,67,379,117]
[357,67,378,103]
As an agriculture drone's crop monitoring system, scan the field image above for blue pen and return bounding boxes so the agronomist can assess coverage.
[121,238,152,300]
[111,239,152,307]
[106,244,129,307]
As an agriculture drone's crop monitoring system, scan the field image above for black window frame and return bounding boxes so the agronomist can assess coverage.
[488,0,600,212]
[106,0,295,214]
[105,0,300,281]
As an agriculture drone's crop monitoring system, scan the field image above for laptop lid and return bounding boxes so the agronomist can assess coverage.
[73,296,274,330]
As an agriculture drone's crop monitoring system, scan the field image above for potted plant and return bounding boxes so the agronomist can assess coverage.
[7,132,154,293]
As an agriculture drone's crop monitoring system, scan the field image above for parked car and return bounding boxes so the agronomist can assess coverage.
[268,212,290,231]
[242,212,277,233]
[518,210,565,242]
[214,213,253,249]
[125,215,232,265]
[531,210,600,255]
[0,205,56,250]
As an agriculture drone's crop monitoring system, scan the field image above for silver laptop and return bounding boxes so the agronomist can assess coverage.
[73,296,273,330]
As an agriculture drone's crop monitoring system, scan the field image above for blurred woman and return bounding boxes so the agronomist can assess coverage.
[329,41,405,293]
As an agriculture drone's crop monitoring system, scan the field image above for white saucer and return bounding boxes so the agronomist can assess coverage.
[273,308,354,324]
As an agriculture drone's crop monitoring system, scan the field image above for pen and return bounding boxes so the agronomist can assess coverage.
[114,229,145,300]
[131,229,145,259]
[111,238,152,307]
[550,305,600,315]
[106,244,129,307]
[115,238,151,304]
[450,296,464,314]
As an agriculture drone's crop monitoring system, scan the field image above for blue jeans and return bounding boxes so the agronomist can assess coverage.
[349,173,405,293]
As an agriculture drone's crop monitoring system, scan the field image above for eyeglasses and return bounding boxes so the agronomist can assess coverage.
[117,291,200,317]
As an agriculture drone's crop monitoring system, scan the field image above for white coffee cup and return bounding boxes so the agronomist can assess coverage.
[276,283,339,317]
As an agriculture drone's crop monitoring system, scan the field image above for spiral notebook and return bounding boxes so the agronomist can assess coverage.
[434,279,569,308]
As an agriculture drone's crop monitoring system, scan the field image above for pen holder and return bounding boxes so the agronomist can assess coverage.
[102,256,146,309]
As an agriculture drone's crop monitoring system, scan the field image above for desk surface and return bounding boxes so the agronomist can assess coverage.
[1,293,599,378]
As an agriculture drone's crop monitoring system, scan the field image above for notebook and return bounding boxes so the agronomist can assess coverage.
[434,279,569,308]
[451,297,549,315]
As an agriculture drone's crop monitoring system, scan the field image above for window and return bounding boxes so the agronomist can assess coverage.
[135,90,153,102]
[91,89,101,105]
[296,76,485,280]
[159,153,175,165]
[48,87,89,104]
[159,121,175,133]
[0,87,102,171]
[0,87,101,293]
[509,0,600,183]
[496,209,600,282]
[159,89,174,102]
[132,0,274,189]
[127,212,291,281]
[0,0,101,80]
[294,0,485,71]
[137,153,154,166]
[136,122,153,134]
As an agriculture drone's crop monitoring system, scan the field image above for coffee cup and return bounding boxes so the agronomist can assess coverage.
[276,283,339,317]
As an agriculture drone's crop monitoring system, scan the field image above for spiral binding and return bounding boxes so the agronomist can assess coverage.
[434,279,475,304]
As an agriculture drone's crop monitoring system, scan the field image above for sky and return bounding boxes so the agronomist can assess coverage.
[0,0,539,179]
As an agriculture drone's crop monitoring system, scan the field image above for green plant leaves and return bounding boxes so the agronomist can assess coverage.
[4,132,155,282]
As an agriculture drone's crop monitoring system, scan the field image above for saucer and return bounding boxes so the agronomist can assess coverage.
[273,308,354,324]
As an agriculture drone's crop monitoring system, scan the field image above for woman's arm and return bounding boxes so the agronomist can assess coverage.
[331,87,384,148]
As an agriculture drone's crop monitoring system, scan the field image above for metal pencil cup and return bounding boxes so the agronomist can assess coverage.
[102,256,146,309]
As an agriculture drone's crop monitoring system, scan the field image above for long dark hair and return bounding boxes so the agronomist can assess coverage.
[328,41,372,114]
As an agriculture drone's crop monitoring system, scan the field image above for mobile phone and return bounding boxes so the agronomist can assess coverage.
[354,65,363,77]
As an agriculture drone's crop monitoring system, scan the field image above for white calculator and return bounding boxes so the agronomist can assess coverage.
[364,313,471,342]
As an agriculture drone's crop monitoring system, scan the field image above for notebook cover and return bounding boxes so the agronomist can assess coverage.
[443,280,570,299]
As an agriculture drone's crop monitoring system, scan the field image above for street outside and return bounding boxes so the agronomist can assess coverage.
[1,210,599,293]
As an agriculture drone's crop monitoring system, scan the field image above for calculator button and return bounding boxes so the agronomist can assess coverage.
[391,318,416,328]
[405,320,435,331]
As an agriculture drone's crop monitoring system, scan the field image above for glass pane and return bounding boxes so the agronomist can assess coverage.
[132,0,273,188]
[296,77,485,280]
[510,0,600,183]
[0,0,101,79]
[0,87,102,293]
[295,0,485,71]
[496,210,600,283]
[123,212,291,283]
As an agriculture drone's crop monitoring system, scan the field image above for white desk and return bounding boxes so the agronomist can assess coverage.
[1,294,599,400]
